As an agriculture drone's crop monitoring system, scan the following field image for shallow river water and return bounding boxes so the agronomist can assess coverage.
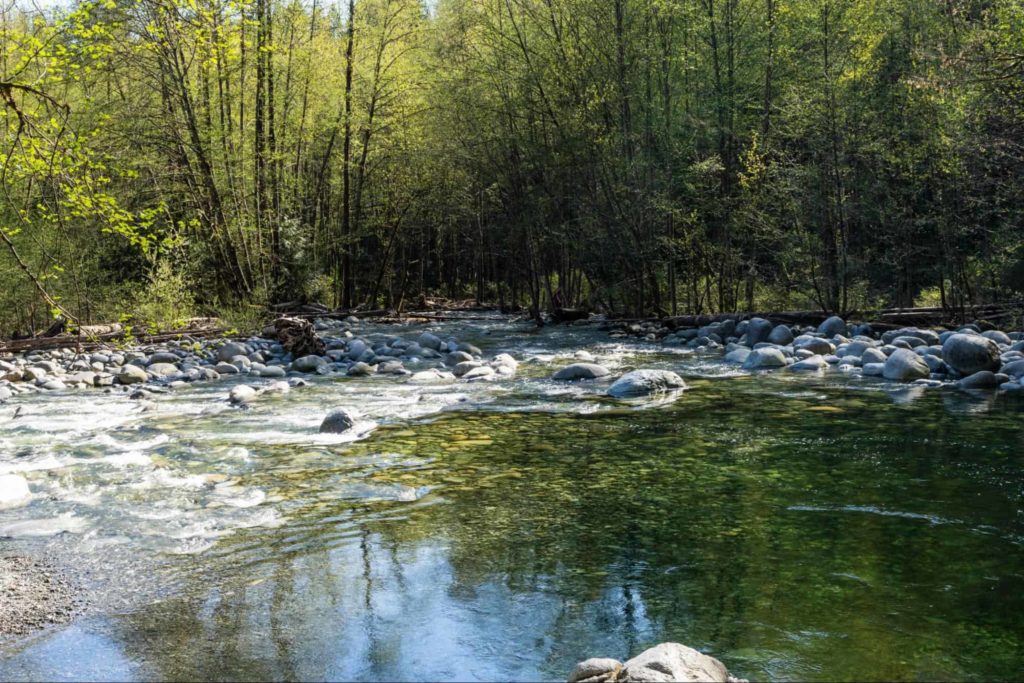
[1,318,1022,681]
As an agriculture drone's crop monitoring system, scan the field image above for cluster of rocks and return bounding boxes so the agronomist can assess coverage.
[569,642,744,683]
[610,314,1024,390]
[0,319,518,406]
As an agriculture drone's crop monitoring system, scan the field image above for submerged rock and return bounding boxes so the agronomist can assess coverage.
[607,370,686,397]
[552,363,611,381]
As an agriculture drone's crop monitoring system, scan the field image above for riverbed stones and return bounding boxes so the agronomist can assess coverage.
[116,364,148,385]
[217,341,248,362]
[552,363,611,381]
[789,355,827,372]
[408,369,456,384]
[957,370,1008,390]
[942,333,1001,375]
[259,365,287,378]
[742,347,788,370]
[744,317,774,346]
[417,332,443,351]
[883,348,931,382]
[292,355,327,373]
[215,361,240,374]
[767,324,795,346]
[793,335,835,355]
[146,362,179,377]
[818,316,847,338]
[607,369,686,397]
[319,409,356,434]
[861,347,887,364]
[724,348,750,364]
[347,362,375,377]
[462,366,496,381]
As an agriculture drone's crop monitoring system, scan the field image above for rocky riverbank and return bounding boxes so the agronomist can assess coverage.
[602,314,1024,391]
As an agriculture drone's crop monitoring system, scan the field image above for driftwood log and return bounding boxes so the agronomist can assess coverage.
[271,317,325,357]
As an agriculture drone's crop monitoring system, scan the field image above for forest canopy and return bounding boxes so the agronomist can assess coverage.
[1,0,1023,334]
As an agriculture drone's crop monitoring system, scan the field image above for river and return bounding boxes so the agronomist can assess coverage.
[1,318,1022,680]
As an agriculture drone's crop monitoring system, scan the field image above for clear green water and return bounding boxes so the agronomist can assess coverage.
[1,323,1023,681]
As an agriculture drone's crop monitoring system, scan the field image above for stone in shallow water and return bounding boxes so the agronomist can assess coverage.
[552,363,610,381]
[883,348,930,382]
[320,409,356,434]
[229,385,258,404]
[607,369,686,397]
[742,347,787,370]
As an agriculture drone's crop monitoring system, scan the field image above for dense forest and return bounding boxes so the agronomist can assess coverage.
[0,0,1022,334]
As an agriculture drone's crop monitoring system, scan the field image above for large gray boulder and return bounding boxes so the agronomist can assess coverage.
[742,347,787,370]
[619,643,732,683]
[882,348,930,382]
[607,370,686,397]
[552,363,611,381]
[818,315,847,338]
[744,318,773,346]
[942,333,1001,375]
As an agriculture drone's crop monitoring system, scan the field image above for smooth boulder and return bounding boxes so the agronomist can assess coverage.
[882,348,930,382]
[818,315,847,338]
[744,318,774,346]
[607,370,686,397]
[942,333,1001,376]
[742,347,787,370]
[552,363,611,381]
[320,409,356,434]
[767,325,794,346]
